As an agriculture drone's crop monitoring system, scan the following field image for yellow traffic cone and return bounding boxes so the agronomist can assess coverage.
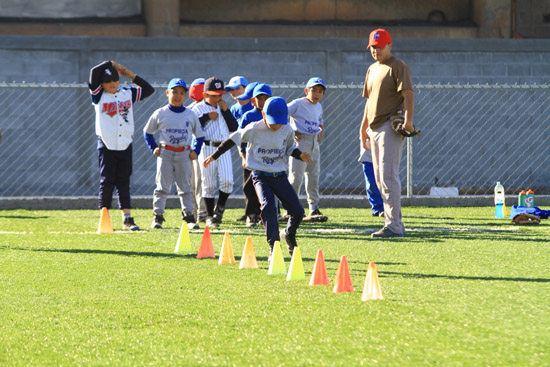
[286,247,305,281]
[98,207,113,234]
[219,232,236,265]
[361,261,384,301]
[268,241,286,275]
[174,222,192,253]
[239,236,258,269]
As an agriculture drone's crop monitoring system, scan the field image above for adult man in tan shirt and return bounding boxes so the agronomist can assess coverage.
[359,28,415,238]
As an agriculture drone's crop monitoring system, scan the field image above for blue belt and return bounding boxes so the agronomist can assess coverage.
[253,170,286,177]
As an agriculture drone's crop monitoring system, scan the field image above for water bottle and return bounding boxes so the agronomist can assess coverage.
[494,182,505,218]
[525,189,535,208]
[518,190,527,206]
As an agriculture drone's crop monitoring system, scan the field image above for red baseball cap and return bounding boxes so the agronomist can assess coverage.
[367,28,392,48]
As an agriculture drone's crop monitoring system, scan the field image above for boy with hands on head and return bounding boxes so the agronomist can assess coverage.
[89,60,154,231]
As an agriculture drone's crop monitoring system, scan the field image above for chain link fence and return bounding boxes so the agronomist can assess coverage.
[0,82,549,201]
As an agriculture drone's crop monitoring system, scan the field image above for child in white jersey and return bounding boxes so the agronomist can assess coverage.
[88,60,154,231]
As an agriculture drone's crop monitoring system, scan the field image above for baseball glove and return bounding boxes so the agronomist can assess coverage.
[512,213,540,225]
[391,117,421,137]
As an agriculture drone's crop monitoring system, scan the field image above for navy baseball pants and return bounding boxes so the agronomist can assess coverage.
[97,138,133,210]
[252,172,304,247]
[362,161,384,215]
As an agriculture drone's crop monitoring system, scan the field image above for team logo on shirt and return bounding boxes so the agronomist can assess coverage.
[167,128,189,145]
[101,100,132,122]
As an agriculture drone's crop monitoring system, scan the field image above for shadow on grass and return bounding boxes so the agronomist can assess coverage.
[2,246,191,259]
[381,270,550,283]
[0,215,49,219]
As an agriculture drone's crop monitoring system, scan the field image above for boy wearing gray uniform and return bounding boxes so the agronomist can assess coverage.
[144,78,205,230]
[287,77,327,221]
[204,97,311,259]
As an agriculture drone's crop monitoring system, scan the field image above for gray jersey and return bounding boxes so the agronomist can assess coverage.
[287,97,323,135]
[230,120,296,173]
[191,101,230,142]
[143,105,204,146]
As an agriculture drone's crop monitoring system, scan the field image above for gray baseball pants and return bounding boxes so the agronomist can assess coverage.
[289,133,321,212]
[153,148,194,216]
[370,119,406,235]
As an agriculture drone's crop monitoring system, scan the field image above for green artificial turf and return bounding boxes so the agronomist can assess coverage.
[0,207,548,366]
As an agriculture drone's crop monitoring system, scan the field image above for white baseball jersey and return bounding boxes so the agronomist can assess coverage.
[92,87,142,151]
[191,101,230,142]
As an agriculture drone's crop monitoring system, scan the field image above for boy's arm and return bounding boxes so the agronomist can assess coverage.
[220,109,238,132]
[88,60,111,104]
[198,114,210,128]
[143,131,158,153]
[131,75,155,102]
[203,139,236,168]
[291,148,311,164]
[191,137,205,156]
[110,61,155,102]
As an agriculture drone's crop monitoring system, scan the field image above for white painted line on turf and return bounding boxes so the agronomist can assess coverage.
[0,226,519,235]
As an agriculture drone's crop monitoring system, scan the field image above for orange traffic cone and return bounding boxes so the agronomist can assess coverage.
[333,255,354,293]
[309,249,329,286]
[362,261,384,301]
[97,207,113,234]
[197,225,215,259]
[239,236,258,269]
[219,232,236,265]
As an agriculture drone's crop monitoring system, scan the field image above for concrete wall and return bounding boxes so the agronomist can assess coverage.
[1,36,550,85]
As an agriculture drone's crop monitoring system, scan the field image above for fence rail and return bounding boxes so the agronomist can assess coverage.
[0,83,549,202]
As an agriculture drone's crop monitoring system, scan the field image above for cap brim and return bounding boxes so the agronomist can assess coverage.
[206,91,227,95]
[237,94,252,100]
[367,41,388,49]
[307,83,326,89]
[265,115,288,125]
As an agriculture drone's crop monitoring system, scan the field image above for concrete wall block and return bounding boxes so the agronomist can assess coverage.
[481,63,507,76]
[467,52,492,63]
[532,64,550,76]
[456,63,483,77]
[412,63,458,77]
[507,64,533,76]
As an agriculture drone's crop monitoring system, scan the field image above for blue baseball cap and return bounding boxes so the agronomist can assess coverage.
[237,81,259,101]
[252,83,272,98]
[306,77,326,89]
[263,97,288,125]
[225,76,248,91]
[167,78,188,90]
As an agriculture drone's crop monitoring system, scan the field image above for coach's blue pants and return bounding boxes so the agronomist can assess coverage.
[97,138,133,210]
[252,173,304,248]
[362,161,384,215]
